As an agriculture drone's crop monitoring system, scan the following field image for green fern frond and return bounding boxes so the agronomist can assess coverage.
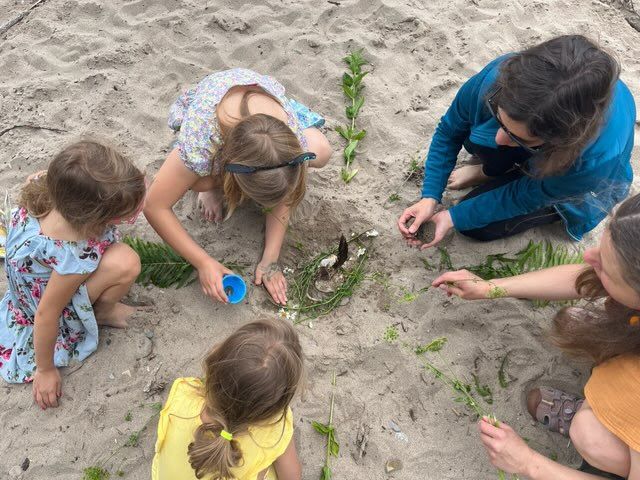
[123,236,195,288]
[466,240,582,280]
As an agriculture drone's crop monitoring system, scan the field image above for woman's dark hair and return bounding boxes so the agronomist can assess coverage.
[551,194,640,364]
[495,34,620,176]
[188,318,304,479]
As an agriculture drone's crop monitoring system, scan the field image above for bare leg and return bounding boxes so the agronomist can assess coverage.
[570,400,631,477]
[192,175,224,223]
[86,243,141,328]
[447,164,490,190]
[303,128,333,169]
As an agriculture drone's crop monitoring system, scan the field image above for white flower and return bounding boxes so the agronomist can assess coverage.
[278,308,288,319]
[357,247,367,257]
[308,321,314,329]
[283,267,294,275]
[320,254,337,268]
[365,229,379,237]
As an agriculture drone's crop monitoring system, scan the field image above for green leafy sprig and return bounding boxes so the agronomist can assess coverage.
[312,372,339,480]
[336,50,369,183]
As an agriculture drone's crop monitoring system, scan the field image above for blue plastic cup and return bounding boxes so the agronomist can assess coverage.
[222,274,247,304]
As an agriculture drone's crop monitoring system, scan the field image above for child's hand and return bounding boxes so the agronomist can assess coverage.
[432,269,493,299]
[33,367,62,410]
[197,257,233,303]
[255,261,287,306]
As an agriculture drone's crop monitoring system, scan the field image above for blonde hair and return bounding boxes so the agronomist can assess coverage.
[218,87,307,217]
[19,140,146,237]
[188,319,304,479]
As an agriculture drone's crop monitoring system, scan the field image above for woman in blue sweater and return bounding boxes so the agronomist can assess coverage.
[398,35,635,247]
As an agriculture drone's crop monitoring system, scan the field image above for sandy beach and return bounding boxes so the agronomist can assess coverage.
[1,0,639,478]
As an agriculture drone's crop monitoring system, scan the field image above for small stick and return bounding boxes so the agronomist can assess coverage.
[0,0,48,37]
[0,124,66,138]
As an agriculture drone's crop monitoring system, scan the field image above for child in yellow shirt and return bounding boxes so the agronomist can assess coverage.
[152,319,304,480]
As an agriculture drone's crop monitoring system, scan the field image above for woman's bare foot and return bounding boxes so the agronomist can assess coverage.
[447,164,490,190]
[198,188,224,223]
[94,302,135,328]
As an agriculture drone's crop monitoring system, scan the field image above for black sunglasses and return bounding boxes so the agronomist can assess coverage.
[224,152,316,174]
[486,88,544,155]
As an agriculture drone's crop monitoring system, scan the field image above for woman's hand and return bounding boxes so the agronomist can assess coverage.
[419,209,454,249]
[197,257,233,303]
[432,269,494,299]
[256,260,288,306]
[33,367,62,410]
[478,417,533,476]
[398,198,438,242]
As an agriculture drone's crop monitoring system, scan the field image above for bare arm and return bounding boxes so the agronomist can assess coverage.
[143,148,231,302]
[33,271,89,409]
[433,264,586,301]
[255,201,289,305]
[629,449,640,480]
[273,437,302,480]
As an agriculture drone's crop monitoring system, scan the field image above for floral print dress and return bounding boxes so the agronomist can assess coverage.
[168,68,325,176]
[0,208,117,383]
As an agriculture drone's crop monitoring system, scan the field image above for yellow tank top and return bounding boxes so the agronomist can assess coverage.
[152,377,293,480]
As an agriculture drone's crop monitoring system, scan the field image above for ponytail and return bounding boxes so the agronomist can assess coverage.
[188,413,242,479]
[19,173,53,218]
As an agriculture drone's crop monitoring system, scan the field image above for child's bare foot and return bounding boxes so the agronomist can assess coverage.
[94,302,135,328]
[198,188,224,223]
[447,164,489,190]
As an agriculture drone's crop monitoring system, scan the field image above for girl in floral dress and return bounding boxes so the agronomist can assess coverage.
[0,141,146,410]
[144,68,333,306]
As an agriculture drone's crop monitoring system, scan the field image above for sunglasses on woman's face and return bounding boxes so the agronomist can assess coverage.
[486,89,544,155]
[224,152,316,174]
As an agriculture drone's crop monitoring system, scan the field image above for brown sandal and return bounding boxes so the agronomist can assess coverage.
[527,386,584,437]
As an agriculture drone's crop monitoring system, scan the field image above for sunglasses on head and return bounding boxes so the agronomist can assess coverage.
[486,88,544,155]
[224,152,316,174]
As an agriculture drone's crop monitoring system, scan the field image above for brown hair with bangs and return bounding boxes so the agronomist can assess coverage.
[188,318,304,479]
[550,194,640,364]
[217,86,307,217]
[19,140,146,238]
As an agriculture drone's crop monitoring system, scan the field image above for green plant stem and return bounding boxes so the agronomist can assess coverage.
[325,372,337,472]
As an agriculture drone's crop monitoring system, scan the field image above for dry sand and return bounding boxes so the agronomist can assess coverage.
[1,0,639,479]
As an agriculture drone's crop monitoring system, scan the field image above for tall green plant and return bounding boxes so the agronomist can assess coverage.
[336,50,369,183]
[313,372,339,480]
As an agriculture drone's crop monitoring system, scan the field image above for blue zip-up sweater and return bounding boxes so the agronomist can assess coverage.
[421,55,636,240]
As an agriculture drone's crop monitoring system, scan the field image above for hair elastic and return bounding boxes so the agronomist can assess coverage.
[220,429,233,441]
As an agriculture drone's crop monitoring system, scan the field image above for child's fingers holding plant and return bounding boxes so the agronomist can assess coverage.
[478,417,533,476]
[255,262,288,305]
[432,269,491,299]
[197,257,232,303]
[32,367,62,410]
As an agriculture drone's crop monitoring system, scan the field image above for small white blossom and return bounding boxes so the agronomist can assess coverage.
[308,321,314,329]
[283,267,294,275]
[277,308,288,319]
[357,247,367,257]
[365,229,379,237]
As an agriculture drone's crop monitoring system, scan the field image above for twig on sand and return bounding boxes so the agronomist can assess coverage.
[0,124,66,138]
[0,0,48,37]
